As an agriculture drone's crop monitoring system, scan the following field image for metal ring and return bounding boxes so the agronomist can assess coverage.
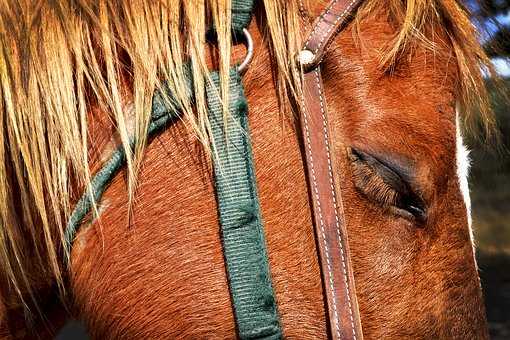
[237,28,253,75]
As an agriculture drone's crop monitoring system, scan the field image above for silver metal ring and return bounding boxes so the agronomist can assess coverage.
[238,28,253,75]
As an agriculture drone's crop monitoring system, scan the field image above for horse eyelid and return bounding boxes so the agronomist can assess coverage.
[347,147,428,224]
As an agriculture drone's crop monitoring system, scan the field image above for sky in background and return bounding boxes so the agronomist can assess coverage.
[493,57,510,76]
[491,11,510,76]
[467,0,510,77]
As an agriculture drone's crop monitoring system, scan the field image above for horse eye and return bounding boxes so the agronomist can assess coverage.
[347,147,427,225]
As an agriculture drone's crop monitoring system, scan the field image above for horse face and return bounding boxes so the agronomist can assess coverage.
[309,5,489,339]
[70,3,488,339]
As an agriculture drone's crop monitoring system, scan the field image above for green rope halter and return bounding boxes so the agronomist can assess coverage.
[65,1,283,339]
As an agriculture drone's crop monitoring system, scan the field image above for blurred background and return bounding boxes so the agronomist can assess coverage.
[471,81,509,340]
[55,1,510,339]
[468,0,509,339]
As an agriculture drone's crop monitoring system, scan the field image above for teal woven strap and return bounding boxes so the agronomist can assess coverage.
[64,65,282,339]
[206,70,282,340]
[232,0,255,33]
[64,77,190,262]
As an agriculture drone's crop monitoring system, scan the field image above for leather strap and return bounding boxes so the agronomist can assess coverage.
[298,1,365,339]
[299,0,364,71]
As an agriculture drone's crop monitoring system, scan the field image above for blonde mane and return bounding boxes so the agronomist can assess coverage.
[0,0,494,305]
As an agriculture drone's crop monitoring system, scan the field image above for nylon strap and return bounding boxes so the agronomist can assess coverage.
[65,0,256,251]
[63,80,187,262]
[64,67,283,339]
[232,0,255,33]
[65,5,279,338]
[206,70,282,340]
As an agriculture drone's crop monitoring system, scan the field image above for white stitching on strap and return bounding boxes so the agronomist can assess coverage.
[299,0,306,16]
[314,0,358,54]
[300,77,342,340]
[304,0,339,50]
[305,0,358,54]
[314,69,357,340]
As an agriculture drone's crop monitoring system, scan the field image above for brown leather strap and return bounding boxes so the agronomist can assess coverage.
[298,1,365,339]
[299,0,364,71]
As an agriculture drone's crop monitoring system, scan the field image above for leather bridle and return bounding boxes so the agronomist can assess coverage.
[297,0,365,339]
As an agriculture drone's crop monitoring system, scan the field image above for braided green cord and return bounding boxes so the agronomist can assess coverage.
[63,110,179,264]
[64,5,283,338]
[65,70,284,340]
[64,0,256,255]
[64,69,191,261]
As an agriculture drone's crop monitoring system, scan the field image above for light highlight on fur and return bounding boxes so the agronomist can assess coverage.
[456,109,473,233]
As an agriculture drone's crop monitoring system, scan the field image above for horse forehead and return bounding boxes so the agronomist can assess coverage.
[321,55,457,175]
[325,77,457,173]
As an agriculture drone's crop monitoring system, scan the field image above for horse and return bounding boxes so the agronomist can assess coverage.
[0,0,496,338]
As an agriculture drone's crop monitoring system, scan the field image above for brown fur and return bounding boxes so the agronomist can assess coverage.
[0,1,488,339]
[68,6,487,340]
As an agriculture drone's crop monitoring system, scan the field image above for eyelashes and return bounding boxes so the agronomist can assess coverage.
[348,147,427,225]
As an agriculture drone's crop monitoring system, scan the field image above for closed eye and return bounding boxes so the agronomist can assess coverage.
[347,147,427,225]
